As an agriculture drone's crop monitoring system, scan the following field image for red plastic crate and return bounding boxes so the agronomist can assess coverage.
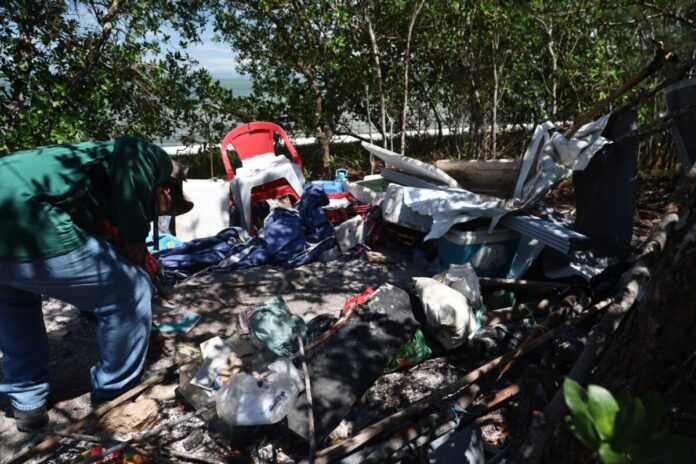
[323,192,371,226]
[349,204,371,220]
[324,208,346,225]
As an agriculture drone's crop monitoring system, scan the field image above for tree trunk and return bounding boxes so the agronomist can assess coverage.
[546,19,558,120]
[593,163,696,394]
[467,14,484,159]
[469,88,484,159]
[365,8,387,148]
[400,0,426,155]
[315,127,333,174]
[490,33,499,159]
[428,98,444,145]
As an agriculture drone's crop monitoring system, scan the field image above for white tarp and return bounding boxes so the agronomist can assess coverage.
[375,115,612,240]
[362,142,460,187]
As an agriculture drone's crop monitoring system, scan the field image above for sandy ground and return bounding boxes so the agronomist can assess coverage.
[0,251,429,461]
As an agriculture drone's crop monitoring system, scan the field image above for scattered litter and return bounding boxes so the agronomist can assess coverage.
[246,296,307,357]
[485,289,516,310]
[190,336,232,392]
[287,284,418,441]
[414,277,478,350]
[152,310,201,333]
[438,263,483,309]
[215,358,302,425]
[438,221,520,278]
[80,447,124,464]
[334,214,365,252]
[386,328,433,372]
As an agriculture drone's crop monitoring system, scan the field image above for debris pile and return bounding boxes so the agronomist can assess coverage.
[3,66,696,464]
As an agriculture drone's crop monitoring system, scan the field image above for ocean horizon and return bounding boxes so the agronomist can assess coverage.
[215,77,253,97]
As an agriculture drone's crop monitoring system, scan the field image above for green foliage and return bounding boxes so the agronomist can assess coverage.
[0,0,238,154]
[563,379,696,463]
[2,0,694,173]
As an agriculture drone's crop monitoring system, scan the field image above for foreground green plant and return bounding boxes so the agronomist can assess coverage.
[563,378,696,463]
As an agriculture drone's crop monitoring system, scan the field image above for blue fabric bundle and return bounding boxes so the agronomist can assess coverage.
[157,182,336,283]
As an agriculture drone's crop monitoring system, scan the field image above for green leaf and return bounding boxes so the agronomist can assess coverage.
[564,379,600,450]
[588,384,620,440]
[564,378,589,417]
[598,443,629,464]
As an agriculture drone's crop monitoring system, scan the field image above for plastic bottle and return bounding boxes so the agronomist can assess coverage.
[334,168,349,182]
[215,358,302,425]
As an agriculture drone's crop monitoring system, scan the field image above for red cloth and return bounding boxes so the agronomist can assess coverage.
[341,287,375,315]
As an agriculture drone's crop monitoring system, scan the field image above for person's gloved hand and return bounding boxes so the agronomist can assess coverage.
[118,241,148,266]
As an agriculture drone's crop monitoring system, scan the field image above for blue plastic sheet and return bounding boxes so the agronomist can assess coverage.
[157,182,336,283]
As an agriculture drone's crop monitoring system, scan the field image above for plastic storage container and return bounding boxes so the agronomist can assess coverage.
[313,180,346,193]
[438,224,520,278]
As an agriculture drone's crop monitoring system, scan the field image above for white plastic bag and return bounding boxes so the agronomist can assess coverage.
[444,263,482,309]
[414,277,477,350]
[215,358,303,425]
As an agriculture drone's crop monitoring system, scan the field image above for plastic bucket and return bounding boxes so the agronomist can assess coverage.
[438,224,520,278]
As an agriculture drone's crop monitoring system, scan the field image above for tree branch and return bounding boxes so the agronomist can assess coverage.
[639,1,696,29]
[69,0,122,91]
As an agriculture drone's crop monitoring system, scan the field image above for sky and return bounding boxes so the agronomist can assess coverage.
[158,23,244,79]
[183,27,242,78]
[72,5,244,79]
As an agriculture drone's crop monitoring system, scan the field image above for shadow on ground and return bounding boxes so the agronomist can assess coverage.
[0,252,427,459]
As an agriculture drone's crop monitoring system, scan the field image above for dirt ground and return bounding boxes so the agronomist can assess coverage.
[0,250,430,462]
[0,173,681,463]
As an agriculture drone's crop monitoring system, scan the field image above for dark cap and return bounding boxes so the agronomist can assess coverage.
[165,160,194,216]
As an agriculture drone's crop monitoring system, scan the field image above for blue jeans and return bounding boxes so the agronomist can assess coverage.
[0,237,153,411]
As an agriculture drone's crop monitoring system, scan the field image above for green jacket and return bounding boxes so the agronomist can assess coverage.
[0,137,173,261]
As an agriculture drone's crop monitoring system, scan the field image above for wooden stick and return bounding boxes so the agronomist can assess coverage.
[612,57,696,117]
[384,386,517,463]
[309,301,610,464]
[7,359,194,464]
[477,277,570,294]
[298,333,316,464]
[565,45,675,139]
[361,383,519,464]
[43,431,114,444]
[481,305,531,326]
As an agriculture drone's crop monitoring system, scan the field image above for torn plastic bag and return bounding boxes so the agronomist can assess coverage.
[247,296,307,357]
[215,358,302,425]
[437,263,483,309]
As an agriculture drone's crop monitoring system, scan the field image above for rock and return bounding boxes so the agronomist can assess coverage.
[96,398,160,437]
[143,384,178,402]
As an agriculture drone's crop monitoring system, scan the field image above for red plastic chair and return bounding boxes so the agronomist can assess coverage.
[220,121,303,180]
[220,122,305,234]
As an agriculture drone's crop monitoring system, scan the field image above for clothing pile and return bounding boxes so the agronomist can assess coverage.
[157,182,336,284]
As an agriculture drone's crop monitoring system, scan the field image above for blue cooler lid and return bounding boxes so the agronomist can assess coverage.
[312,180,346,193]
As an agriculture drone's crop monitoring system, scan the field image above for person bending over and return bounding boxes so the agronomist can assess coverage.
[0,136,193,432]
